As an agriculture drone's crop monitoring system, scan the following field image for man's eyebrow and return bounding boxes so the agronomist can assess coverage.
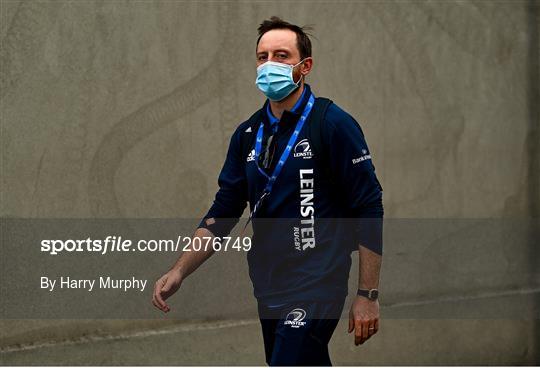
[256,48,292,55]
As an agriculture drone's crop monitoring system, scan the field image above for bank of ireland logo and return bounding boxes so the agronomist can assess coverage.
[246,149,255,162]
[293,139,313,159]
[284,308,307,328]
[352,148,372,164]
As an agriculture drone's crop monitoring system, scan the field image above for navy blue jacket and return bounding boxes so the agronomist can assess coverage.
[199,84,383,305]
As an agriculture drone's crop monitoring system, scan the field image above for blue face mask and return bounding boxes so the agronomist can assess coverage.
[255,59,306,101]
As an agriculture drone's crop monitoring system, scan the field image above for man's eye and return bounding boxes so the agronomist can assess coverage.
[258,56,267,61]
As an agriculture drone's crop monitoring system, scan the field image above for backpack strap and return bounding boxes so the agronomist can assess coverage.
[240,108,264,160]
[306,97,333,180]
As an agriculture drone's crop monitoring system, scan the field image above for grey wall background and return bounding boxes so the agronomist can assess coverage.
[1,0,539,365]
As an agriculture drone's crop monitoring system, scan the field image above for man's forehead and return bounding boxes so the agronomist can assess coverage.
[257,29,298,54]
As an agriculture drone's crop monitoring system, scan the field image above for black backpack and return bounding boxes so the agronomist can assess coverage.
[240,97,334,180]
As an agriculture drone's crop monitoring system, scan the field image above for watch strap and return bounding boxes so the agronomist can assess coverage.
[357,288,379,300]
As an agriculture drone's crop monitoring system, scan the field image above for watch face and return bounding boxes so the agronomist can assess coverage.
[369,290,379,300]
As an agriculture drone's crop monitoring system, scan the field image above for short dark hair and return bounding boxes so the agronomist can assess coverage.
[256,16,313,60]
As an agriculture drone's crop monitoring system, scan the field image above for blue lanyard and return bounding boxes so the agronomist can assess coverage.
[255,92,314,194]
[251,92,315,215]
[241,92,315,236]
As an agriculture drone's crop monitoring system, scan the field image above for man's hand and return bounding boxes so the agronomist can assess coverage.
[348,295,380,345]
[151,228,217,313]
[152,268,183,313]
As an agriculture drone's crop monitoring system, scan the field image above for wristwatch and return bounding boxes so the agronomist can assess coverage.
[357,288,379,301]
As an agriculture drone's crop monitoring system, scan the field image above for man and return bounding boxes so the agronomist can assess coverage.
[152,16,383,366]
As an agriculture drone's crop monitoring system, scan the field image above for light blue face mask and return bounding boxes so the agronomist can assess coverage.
[255,59,306,101]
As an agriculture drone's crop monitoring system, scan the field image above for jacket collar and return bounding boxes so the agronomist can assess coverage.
[262,84,312,128]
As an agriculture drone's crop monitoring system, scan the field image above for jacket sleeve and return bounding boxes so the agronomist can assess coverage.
[326,104,384,254]
[198,125,248,237]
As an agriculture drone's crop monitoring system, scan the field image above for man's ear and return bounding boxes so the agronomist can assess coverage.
[301,57,313,76]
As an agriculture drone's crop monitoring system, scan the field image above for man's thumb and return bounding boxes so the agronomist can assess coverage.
[161,279,172,293]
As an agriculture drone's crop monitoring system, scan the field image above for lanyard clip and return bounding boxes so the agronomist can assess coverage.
[241,191,269,238]
[252,190,269,216]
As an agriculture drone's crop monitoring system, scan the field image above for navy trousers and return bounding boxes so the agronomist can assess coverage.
[258,299,346,366]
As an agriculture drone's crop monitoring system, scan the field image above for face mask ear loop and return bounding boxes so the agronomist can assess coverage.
[294,57,308,68]
[292,58,307,86]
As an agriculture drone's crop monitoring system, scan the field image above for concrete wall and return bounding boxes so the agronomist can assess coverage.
[1,0,538,365]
